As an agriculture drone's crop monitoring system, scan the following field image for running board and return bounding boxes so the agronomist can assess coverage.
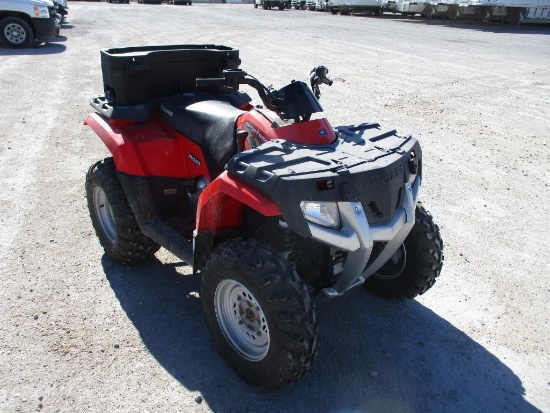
[142,217,194,266]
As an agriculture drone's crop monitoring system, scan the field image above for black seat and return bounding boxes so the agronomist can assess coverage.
[160,93,249,177]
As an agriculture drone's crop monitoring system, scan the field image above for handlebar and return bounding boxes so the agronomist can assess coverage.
[196,70,282,113]
[195,66,338,119]
[310,66,333,99]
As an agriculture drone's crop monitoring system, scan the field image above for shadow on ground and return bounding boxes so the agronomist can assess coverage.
[0,42,66,55]
[102,255,540,413]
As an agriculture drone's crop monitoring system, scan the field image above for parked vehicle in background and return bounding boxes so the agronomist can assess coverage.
[385,0,424,15]
[168,0,193,5]
[328,0,383,14]
[137,0,162,4]
[421,0,550,24]
[306,0,326,10]
[291,0,307,9]
[56,0,68,20]
[316,0,327,10]
[0,0,59,47]
[255,0,291,9]
[106,0,130,4]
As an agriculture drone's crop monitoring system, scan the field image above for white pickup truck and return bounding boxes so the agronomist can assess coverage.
[327,0,384,14]
[0,0,60,48]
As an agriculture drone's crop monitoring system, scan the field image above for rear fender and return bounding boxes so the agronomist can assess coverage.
[84,112,210,179]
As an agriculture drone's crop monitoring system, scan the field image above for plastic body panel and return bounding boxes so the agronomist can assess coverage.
[237,110,336,148]
[226,123,421,238]
[84,111,211,180]
[196,171,282,232]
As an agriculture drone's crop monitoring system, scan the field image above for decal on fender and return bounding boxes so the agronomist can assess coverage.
[244,122,268,144]
[188,153,201,166]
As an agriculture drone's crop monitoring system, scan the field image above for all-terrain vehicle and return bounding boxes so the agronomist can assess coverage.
[85,44,443,388]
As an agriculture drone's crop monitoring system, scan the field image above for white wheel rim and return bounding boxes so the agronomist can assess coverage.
[93,186,117,244]
[214,279,270,361]
[4,23,27,45]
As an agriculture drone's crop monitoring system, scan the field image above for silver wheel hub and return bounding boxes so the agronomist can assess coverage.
[4,23,27,45]
[93,186,116,244]
[374,244,407,280]
[214,279,270,361]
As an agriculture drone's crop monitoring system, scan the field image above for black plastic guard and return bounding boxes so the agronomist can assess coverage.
[90,95,161,122]
[226,122,422,238]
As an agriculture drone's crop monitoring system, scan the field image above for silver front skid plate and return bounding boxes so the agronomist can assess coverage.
[304,179,419,298]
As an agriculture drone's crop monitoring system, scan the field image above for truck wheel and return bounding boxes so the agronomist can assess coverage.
[279,4,285,9]
[363,203,443,299]
[201,239,318,388]
[86,158,160,264]
[0,17,33,48]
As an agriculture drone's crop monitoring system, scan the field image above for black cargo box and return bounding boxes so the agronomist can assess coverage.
[100,44,240,106]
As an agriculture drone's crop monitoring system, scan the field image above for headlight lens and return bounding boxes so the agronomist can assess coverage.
[34,5,49,18]
[300,201,340,229]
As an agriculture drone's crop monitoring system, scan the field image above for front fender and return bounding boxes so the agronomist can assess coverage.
[196,171,281,233]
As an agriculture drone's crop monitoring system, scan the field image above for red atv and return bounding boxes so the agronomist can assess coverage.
[85,45,443,388]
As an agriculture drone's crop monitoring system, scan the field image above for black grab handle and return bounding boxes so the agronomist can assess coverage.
[195,78,226,87]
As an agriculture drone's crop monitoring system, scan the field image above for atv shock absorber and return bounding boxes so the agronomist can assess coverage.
[273,220,296,258]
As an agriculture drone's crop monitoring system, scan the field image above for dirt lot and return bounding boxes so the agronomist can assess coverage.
[1,3,549,412]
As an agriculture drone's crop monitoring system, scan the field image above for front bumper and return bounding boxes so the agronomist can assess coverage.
[32,17,60,42]
[309,177,420,297]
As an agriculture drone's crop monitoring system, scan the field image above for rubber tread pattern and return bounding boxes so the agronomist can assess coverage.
[363,202,444,299]
[201,239,319,388]
[86,158,160,264]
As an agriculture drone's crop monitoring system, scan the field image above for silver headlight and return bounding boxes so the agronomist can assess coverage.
[300,201,340,229]
[34,5,50,18]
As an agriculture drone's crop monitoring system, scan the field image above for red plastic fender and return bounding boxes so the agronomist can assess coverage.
[237,110,337,148]
[84,112,211,179]
[196,171,281,232]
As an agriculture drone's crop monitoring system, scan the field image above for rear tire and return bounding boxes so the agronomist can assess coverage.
[363,203,443,299]
[201,239,318,388]
[86,158,160,264]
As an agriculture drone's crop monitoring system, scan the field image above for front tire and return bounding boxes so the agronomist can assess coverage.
[201,239,318,388]
[0,17,33,48]
[363,203,443,299]
[86,158,160,264]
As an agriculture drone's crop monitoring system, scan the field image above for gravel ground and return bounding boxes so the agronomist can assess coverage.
[0,3,549,412]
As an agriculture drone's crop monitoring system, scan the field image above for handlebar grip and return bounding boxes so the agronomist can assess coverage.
[196,78,226,87]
